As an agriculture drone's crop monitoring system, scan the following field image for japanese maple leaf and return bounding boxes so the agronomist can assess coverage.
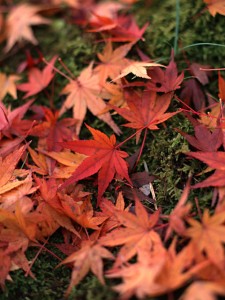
[27,147,49,175]
[180,79,206,111]
[89,14,148,43]
[107,237,205,299]
[108,15,149,43]
[60,125,131,205]
[17,49,44,73]
[0,72,20,101]
[59,231,114,296]
[100,198,161,266]
[88,1,124,27]
[39,149,86,179]
[34,177,81,238]
[99,192,130,234]
[88,14,118,32]
[112,90,178,141]
[17,56,57,98]
[147,50,184,92]
[204,0,225,16]
[185,209,225,268]
[0,99,33,139]
[164,177,192,241]
[0,144,27,192]
[57,194,108,230]
[30,106,76,151]
[177,123,222,152]
[98,82,126,114]
[4,4,50,52]
[94,42,133,84]
[187,151,225,188]
[107,240,167,299]
[180,281,225,300]
[112,61,164,81]
[59,62,121,136]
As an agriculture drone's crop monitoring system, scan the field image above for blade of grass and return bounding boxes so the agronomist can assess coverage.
[174,0,180,55]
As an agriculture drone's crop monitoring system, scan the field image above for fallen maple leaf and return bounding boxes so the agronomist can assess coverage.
[98,82,126,114]
[0,73,20,101]
[95,42,133,84]
[100,197,161,266]
[187,151,225,188]
[59,231,114,296]
[59,62,121,135]
[180,281,225,300]
[180,79,206,111]
[164,177,192,241]
[30,106,76,151]
[187,151,225,170]
[112,90,178,142]
[99,192,130,234]
[108,15,149,43]
[107,242,167,299]
[146,50,184,92]
[107,238,204,299]
[17,56,57,98]
[4,4,50,52]
[204,0,225,16]
[57,194,108,229]
[0,99,34,139]
[60,124,131,205]
[0,144,27,190]
[177,123,222,152]
[113,61,163,81]
[185,209,225,268]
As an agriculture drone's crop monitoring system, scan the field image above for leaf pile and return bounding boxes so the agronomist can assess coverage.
[1,0,225,299]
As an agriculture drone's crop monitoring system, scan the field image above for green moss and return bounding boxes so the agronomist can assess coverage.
[141,112,213,213]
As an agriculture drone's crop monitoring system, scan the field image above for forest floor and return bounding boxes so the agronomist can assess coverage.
[1,0,225,299]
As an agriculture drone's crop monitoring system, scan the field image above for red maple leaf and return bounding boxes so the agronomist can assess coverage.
[17,56,57,98]
[177,123,222,152]
[147,50,184,93]
[60,125,132,205]
[0,99,34,139]
[187,151,225,188]
[111,90,178,141]
[30,106,77,151]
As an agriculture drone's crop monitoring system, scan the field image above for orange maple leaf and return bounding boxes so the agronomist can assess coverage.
[4,4,50,52]
[180,281,225,300]
[0,73,20,101]
[99,197,161,266]
[59,62,121,135]
[95,42,133,84]
[107,239,206,299]
[164,177,192,240]
[99,192,131,234]
[17,56,57,99]
[204,0,225,16]
[0,145,27,194]
[59,231,114,296]
[185,209,225,269]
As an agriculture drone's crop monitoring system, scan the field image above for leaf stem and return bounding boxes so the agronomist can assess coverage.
[115,127,144,149]
[133,128,148,170]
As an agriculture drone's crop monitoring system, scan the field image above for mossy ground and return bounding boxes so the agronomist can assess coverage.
[1,0,224,299]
